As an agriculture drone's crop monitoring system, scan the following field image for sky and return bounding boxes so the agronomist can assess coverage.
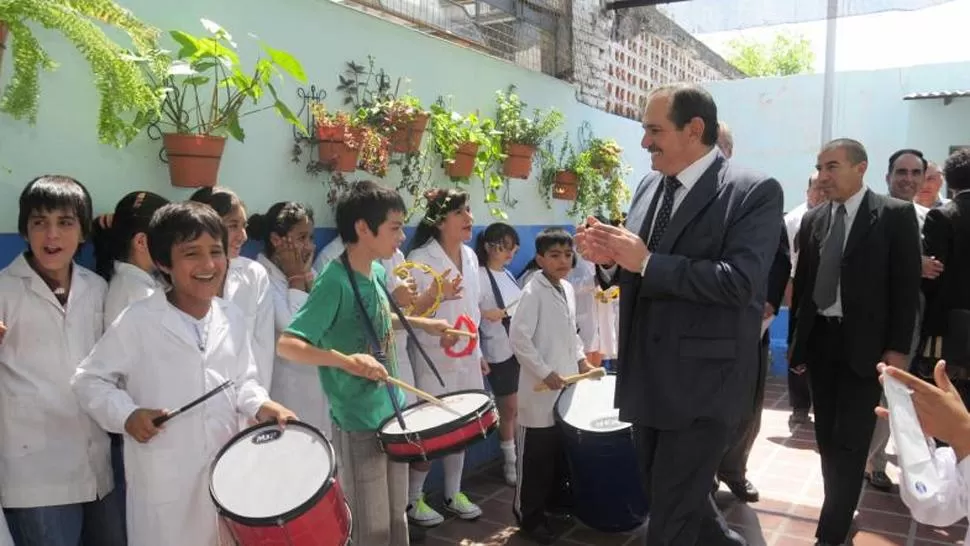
[663,0,970,74]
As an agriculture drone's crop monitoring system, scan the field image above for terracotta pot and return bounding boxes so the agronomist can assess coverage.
[388,112,429,154]
[552,170,578,201]
[502,143,537,179]
[444,142,480,178]
[0,21,8,50]
[162,134,226,188]
[317,125,359,173]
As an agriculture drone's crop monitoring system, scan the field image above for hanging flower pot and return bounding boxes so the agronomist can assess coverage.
[444,142,480,179]
[317,125,359,173]
[162,134,226,188]
[0,21,9,51]
[552,170,578,201]
[502,143,537,179]
[388,112,429,154]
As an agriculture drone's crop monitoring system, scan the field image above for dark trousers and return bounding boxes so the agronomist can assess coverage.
[788,364,812,412]
[634,421,735,545]
[808,317,883,544]
[513,426,571,530]
[718,335,769,483]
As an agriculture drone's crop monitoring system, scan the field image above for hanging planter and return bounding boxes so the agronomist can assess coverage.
[502,143,537,179]
[317,125,359,173]
[552,170,578,201]
[162,134,226,188]
[444,142,480,178]
[0,21,9,52]
[388,112,429,154]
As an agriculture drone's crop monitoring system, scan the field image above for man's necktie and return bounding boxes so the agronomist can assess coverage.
[813,204,847,310]
[647,176,682,252]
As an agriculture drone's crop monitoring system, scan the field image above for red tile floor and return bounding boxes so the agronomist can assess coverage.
[415,377,967,545]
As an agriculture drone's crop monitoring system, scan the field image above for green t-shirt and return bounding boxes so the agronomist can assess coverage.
[285,259,405,432]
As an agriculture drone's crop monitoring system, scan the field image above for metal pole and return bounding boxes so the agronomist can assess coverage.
[820,0,839,144]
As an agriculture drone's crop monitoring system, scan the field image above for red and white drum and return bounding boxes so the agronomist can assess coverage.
[210,421,351,546]
[377,389,498,462]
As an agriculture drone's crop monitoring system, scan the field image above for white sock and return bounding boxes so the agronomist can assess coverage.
[408,468,429,507]
[500,440,516,464]
[444,452,466,501]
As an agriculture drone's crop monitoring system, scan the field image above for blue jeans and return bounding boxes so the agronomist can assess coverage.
[3,489,126,546]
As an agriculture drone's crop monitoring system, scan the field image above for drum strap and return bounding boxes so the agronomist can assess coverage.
[484,268,512,333]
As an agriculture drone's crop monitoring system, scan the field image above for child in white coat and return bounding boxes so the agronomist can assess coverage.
[190,187,275,391]
[0,175,124,546]
[510,228,592,544]
[72,201,295,546]
[248,201,331,437]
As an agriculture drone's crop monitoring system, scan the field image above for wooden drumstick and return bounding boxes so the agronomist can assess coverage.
[385,377,463,416]
[533,367,607,392]
[443,328,477,339]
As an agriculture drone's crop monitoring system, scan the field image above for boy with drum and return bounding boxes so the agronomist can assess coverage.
[510,228,594,544]
[277,181,453,546]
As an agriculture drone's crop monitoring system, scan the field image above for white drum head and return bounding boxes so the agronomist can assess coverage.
[382,392,490,435]
[556,374,630,433]
[211,423,333,519]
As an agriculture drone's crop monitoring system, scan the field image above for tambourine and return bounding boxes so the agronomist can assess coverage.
[595,286,619,304]
[444,314,478,358]
[393,262,444,318]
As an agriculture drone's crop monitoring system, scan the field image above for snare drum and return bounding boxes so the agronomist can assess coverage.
[377,389,498,462]
[556,374,648,532]
[210,421,352,545]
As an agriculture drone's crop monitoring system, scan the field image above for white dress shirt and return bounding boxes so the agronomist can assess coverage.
[818,186,867,318]
[785,202,810,276]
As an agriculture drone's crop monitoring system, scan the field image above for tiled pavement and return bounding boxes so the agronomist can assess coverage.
[415,377,967,545]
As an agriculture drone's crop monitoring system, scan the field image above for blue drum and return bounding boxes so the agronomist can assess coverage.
[555,373,648,532]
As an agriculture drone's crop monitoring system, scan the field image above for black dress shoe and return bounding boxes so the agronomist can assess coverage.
[725,479,760,503]
[519,521,558,545]
[866,470,893,491]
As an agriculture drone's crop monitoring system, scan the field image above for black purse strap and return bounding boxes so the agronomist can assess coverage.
[485,268,512,333]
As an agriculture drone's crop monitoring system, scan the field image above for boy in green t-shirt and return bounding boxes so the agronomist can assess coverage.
[277,180,451,546]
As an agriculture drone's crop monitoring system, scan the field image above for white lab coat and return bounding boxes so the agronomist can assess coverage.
[592,291,619,359]
[314,238,416,403]
[224,256,274,391]
[477,266,520,364]
[510,273,585,428]
[0,254,113,508]
[104,261,159,327]
[899,446,970,542]
[72,291,269,546]
[567,256,598,353]
[257,253,331,437]
[407,240,484,395]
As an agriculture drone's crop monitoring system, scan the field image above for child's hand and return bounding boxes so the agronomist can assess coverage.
[482,309,506,322]
[392,284,415,308]
[345,354,389,381]
[481,358,491,376]
[439,333,459,349]
[585,351,603,367]
[578,359,596,376]
[417,318,452,337]
[125,408,167,443]
[256,400,298,427]
[542,371,566,391]
[438,269,464,301]
[0,321,7,345]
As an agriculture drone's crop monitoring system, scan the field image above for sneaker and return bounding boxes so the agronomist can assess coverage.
[444,492,482,520]
[503,461,517,486]
[407,495,444,527]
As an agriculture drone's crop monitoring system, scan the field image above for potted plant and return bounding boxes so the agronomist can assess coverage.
[588,137,623,175]
[494,86,563,179]
[539,133,633,220]
[310,103,358,172]
[539,136,593,205]
[149,19,306,187]
[427,99,492,178]
[0,0,164,147]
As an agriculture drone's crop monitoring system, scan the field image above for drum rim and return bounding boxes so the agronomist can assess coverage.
[209,420,339,526]
[554,371,631,435]
[383,409,499,462]
[376,388,495,441]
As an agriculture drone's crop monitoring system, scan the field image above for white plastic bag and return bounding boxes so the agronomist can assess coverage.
[884,374,944,502]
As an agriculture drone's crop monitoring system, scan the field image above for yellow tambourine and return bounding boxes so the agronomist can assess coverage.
[393,262,444,317]
[595,286,619,304]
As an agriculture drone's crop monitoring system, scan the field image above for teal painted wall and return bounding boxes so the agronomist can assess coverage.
[0,0,650,233]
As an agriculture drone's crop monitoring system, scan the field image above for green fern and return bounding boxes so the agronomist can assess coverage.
[0,0,164,147]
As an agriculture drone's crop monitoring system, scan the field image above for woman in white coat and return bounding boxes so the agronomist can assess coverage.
[248,202,331,437]
[191,187,275,391]
[405,188,485,526]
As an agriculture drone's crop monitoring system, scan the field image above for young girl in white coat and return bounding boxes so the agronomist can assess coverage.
[72,201,296,546]
[190,187,275,391]
[406,188,485,526]
[0,176,124,545]
[91,189,170,534]
[248,202,331,437]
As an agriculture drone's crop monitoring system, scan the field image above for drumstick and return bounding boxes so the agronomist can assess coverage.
[385,377,463,416]
[443,328,477,339]
[533,367,606,392]
[153,380,234,427]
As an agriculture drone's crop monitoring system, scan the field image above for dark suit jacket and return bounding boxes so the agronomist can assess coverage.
[614,155,784,430]
[922,192,970,337]
[788,190,922,377]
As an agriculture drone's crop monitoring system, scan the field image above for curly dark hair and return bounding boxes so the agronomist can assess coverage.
[943,148,970,192]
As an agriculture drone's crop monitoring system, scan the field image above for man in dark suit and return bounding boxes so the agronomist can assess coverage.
[921,147,970,407]
[788,139,922,546]
[577,84,783,546]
